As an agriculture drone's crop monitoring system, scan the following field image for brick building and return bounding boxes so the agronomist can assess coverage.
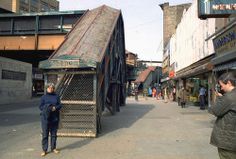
[159,2,191,86]
[159,2,191,48]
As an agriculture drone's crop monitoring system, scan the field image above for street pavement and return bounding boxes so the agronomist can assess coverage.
[0,97,219,159]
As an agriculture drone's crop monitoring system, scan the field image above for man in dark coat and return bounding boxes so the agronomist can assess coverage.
[179,87,187,108]
[210,71,236,159]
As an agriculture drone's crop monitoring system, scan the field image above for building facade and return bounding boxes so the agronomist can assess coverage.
[159,2,191,48]
[160,0,229,107]
[159,2,191,99]
[0,57,32,104]
[211,18,236,102]
[0,0,59,13]
[126,51,138,96]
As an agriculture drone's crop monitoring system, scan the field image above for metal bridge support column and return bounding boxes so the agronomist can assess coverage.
[111,84,118,115]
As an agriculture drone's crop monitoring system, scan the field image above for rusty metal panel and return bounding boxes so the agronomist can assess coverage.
[45,72,98,137]
[38,35,64,50]
[0,36,35,50]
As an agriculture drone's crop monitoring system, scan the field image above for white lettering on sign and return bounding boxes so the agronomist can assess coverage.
[212,4,236,10]
[52,60,79,68]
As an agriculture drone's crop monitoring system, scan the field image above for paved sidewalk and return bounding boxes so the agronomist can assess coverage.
[0,97,218,159]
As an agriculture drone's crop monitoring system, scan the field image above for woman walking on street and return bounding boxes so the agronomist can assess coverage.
[39,83,61,157]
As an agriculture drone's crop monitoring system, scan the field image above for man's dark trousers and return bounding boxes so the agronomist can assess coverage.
[200,95,205,109]
[41,121,58,152]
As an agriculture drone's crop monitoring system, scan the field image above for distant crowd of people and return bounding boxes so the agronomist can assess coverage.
[147,87,162,99]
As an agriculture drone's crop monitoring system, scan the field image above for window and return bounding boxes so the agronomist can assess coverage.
[19,6,29,13]
[31,0,39,8]
[20,0,29,4]
[2,70,26,81]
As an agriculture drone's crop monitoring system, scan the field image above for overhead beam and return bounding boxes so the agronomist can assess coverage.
[0,35,65,50]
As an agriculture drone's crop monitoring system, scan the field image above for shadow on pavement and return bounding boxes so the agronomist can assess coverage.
[59,102,154,150]
[0,97,40,113]
[59,138,93,151]
[99,102,155,136]
[0,113,39,126]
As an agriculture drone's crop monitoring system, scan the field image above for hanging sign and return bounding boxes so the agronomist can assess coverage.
[198,0,236,19]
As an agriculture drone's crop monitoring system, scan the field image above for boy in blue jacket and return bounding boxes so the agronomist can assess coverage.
[39,83,61,157]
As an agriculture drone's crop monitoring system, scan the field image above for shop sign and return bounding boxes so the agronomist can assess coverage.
[198,0,236,19]
[213,25,236,54]
[169,71,175,78]
[51,60,80,68]
[39,59,81,69]
[34,74,43,79]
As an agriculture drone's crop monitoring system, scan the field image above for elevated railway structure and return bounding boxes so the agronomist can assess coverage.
[39,5,126,137]
[0,11,85,94]
[0,10,85,66]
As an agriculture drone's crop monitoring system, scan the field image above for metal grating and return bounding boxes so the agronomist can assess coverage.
[46,72,97,137]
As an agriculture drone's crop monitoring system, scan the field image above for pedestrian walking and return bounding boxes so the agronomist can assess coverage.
[152,87,157,98]
[164,87,168,103]
[39,83,61,157]
[177,87,182,106]
[156,87,161,100]
[134,85,138,101]
[172,86,176,101]
[180,87,187,108]
[143,87,148,100]
[210,71,236,159]
[148,87,152,97]
[199,85,206,110]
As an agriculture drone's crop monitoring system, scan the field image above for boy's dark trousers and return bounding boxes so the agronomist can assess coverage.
[181,102,186,108]
[41,121,58,152]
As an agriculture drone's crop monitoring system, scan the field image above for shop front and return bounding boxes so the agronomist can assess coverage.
[184,73,212,106]
[175,54,215,108]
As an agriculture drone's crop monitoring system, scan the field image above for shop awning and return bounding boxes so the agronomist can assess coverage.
[175,62,213,79]
[211,50,236,65]
[175,54,215,79]
[213,61,236,72]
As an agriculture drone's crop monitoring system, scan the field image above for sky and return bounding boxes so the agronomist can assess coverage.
[59,0,193,61]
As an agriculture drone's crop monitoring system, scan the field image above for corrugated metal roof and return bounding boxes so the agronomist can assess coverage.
[39,5,121,69]
[134,69,151,83]
[148,66,156,71]
[134,66,156,83]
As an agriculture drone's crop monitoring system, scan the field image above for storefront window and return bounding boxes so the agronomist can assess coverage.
[186,77,208,105]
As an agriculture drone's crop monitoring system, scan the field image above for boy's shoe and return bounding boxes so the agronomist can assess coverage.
[41,151,47,157]
[52,149,60,154]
